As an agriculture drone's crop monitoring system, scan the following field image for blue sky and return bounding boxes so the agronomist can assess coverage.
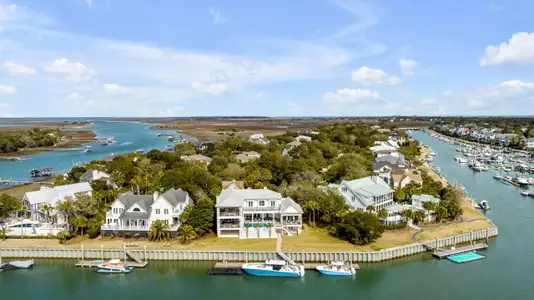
[0,0,533,117]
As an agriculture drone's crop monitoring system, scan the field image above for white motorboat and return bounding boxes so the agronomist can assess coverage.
[520,190,530,196]
[8,259,35,269]
[479,200,490,210]
[516,177,530,186]
[316,261,356,276]
[242,260,305,277]
[97,259,133,274]
[458,158,469,164]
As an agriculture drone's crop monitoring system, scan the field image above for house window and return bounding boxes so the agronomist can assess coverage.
[132,207,140,212]
[259,200,265,207]
[270,201,276,207]
[351,196,355,201]
[247,201,253,207]
[342,187,348,192]
[164,209,169,215]
[156,209,160,215]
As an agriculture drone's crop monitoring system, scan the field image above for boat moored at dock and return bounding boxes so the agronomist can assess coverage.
[315,261,356,276]
[241,260,305,277]
[479,200,490,210]
[97,259,134,274]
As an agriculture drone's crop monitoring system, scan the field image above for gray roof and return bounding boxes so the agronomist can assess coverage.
[280,197,303,214]
[161,188,191,206]
[375,154,404,165]
[117,192,153,219]
[373,161,396,172]
[216,188,282,207]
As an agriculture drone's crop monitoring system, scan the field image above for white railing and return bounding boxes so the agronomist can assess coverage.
[242,207,279,212]
[101,224,180,231]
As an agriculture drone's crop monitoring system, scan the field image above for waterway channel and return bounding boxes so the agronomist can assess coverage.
[0,121,177,181]
[0,131,533,299]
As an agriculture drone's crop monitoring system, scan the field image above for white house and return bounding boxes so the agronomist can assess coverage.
[101,188,192,236]
[80,170,114,186]
[216,181,303,239]
[180,154,212,165]
[383,194,440,225]
[329,176,394,211]
[527,138,534,149]
[22,182,93,225]
[235,151,261,163]
[295,135,312,142]
[249,133,269,145]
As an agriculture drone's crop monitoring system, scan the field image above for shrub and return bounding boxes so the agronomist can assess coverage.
[57,231,70,244]
[134,233,140,239]
[124,232,131,239]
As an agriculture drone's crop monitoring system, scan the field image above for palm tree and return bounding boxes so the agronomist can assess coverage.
[423,202,437,222]
[0,226,10,241]
[244,222,250,238]
[400,209,413,223]
[178,225,197,244]
[149,220,170,241]
[303,201,319,226]
[377,208,388,219]
[267,223,274,238]
[366,206,376,214]
[40,204,53,223]
[435,206,448,223]
[412,210,427,225]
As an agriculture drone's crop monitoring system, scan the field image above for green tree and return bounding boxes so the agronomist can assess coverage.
[149,220,170,241]
[40,204,53,223]
[178,224,197,244]
[400,209,413,223]
[377,208,388,219]
[180,198,214,236]
[412,210,426,225]
[0,193,19,218]
[333,210,384,245]
[0,226,10,240]
[366,206,376,214]
[267,223,274,238]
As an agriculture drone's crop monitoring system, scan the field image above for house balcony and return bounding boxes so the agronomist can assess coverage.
[219,211,240,217]
[101,224,180,231]
[242,207,279,212]
[219,223,240,229]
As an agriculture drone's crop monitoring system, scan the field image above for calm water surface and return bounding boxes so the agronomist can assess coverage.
[1,131,534,299]
[0,121,176,181]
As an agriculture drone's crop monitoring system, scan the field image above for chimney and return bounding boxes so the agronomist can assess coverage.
[153,191,159,201]
[375,176,379,184]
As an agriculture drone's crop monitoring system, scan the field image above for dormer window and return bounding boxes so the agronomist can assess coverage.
[342,187,348,192]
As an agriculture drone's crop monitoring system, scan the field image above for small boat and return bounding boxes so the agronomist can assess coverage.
[517,177,530,186]
[97,259,134,274]
[479,200,490,210]
[241,260,305,277]
[520,190,530,196]
[7,259,34,269]
[493,174,502,180]
[316,261,356,276]
[458,158,469,164]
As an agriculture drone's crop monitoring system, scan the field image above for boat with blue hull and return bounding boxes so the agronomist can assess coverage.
[241,260,305,277]
[97,259,134,274]
[316,262,356,276]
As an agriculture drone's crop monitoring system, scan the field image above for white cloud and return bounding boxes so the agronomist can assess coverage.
[208,7,227,25]
[0,84,17,94]
[102,83,135,97]
[442,90,453,97]
[488,4,504,11]
[480,32,534,66]
[44,58,96,82]
[0,102,9,108]
[85,0,93,8]
[400,59,418,76]
[140,106,185,117]
[445,79,534,113]
[64,92,94,107]
[421,98,437,106]
[192,81,231,95]
[323,88,381,105]
[2,61,36,76]
[351,66,402,86]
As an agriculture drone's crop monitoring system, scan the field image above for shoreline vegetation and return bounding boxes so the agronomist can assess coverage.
[0,124,496,254]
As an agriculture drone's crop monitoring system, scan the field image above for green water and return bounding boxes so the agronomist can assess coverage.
[1,131,533,299]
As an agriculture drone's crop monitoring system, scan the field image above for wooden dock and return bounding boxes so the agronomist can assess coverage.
[75,260,148,268]
[432,243,488,259]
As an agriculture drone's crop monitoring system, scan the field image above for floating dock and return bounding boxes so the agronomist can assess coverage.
[208,262,360,275]
[432,243,488,259]
[447,251,486,264]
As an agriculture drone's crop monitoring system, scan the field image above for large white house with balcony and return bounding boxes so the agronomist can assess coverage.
[216,181,303,239]
[328,176,394,211]
[101,188,192,236]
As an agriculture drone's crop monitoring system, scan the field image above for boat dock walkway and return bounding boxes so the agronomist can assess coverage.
[432,243,488,259]
[75,260,148,268]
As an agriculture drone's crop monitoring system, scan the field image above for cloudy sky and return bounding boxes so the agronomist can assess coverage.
[0,0,533,117]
